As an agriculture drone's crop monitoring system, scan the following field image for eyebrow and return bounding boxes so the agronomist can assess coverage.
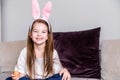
[32,29,47,31]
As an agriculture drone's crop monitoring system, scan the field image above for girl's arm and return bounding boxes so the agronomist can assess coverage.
[53,49,71,80]
[12,48,27,80]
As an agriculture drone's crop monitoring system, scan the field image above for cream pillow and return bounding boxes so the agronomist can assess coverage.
[101,40,120,80]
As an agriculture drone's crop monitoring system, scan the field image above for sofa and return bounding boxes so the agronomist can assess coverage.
[0,28,120,80]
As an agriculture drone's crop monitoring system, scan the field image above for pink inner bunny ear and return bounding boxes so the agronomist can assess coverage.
[32,0,40,19]
[42,1,52,20]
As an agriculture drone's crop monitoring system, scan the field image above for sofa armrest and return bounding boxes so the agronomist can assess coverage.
[101,39,120,80]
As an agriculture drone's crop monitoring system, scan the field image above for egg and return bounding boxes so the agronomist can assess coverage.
[13,71,20,77]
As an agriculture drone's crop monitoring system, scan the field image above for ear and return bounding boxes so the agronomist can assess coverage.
[32,0,40,19]
[29,31,32,39]
[42,1,52,20]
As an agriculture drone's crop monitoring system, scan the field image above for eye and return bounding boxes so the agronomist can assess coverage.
[33,30,38,33]
[42,31,47,33]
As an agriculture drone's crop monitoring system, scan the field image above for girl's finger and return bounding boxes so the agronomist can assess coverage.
[62,74,68,80]
[59,70,63,76]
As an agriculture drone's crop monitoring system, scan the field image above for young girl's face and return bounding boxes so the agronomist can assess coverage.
[31,22,48,45]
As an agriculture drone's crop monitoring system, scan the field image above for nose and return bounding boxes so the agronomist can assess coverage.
[37,32,42,36]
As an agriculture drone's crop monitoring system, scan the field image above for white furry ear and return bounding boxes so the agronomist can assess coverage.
[32,0,40,19]
[42,1,52,20]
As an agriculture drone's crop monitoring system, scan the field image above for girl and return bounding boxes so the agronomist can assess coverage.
[6,19,71,80]
[6,1,71,79]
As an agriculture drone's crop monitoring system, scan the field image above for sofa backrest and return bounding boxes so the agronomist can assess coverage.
[0,40,26,73]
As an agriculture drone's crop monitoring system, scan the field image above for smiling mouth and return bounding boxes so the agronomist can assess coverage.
[36,38,43,40]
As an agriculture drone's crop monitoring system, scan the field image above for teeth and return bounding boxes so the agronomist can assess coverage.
[36,38,42,40]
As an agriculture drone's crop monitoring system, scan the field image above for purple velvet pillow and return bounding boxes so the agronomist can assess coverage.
[53,27,101,79]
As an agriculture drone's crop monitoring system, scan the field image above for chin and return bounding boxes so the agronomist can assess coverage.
[35,41,46,45]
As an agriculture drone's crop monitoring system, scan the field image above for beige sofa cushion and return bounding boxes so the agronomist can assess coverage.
[0,40,26,72]
[101,40,120,80]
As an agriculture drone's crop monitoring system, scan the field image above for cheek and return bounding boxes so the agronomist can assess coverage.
[30,33,35,39]
[45,34,48,40]
[46,35,48,39]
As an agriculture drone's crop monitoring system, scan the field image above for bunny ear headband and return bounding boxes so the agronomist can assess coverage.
[32,0,52,29]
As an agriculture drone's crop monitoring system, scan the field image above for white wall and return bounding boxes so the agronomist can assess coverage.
[1,0,120,42]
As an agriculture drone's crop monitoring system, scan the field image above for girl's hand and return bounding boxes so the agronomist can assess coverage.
[59,68,71,80]
[11,74,19,80]
[11,71,20,80]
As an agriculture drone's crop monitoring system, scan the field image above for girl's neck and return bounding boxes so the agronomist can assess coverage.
[34,43,46,58]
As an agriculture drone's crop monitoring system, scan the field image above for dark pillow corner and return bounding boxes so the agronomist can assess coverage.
[53,27,101,79]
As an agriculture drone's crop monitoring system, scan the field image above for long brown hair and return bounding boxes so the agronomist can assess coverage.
[26,19,54,79]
